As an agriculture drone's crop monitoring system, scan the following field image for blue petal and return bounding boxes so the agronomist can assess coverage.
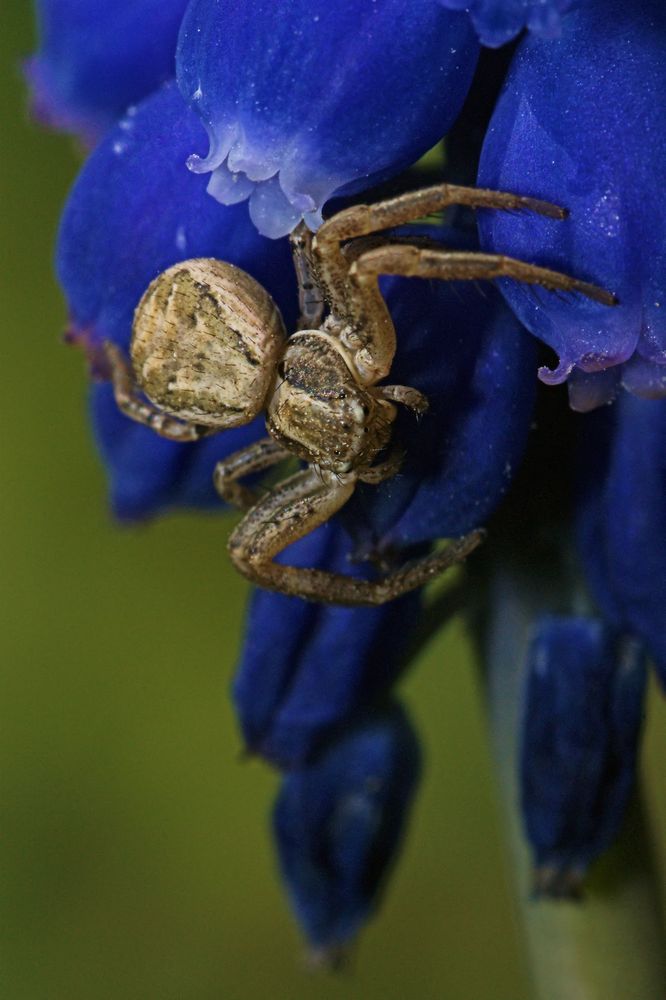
[477,0,666,404]
[57,82,297,519]
[176,0,479,236]
[27,0,190,143]
[521,616,646,893]
[576,394,666,685]
[234,525,420,768]
[344,242,537,550]
[273,702,421,954]
[438,0,573,47]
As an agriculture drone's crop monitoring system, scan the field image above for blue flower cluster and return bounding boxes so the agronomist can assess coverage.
[28,0,665,958]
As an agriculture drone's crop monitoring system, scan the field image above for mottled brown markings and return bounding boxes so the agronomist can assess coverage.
[128,257,285,428]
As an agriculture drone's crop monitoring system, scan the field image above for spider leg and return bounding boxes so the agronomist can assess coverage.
[228,466,484,606]
[338,243,614,385]
[310,183,567,326]
[309,182,612,386]
[356,447,405,485]
[317,183,567,247]
[351,244,617,306]
[104,342,214,442]
[378,385,429,415]
[214,437,292,510]
[290,222,325,330]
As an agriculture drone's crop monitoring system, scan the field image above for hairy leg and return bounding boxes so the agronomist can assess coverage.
[290,222,325,330]
[351,243,617,305]
[311,183,566,318]
[228,467,484,605]
[214,437,291,510]
[356,447,405,484]
[310,183,612,385]
[104,342,214,442]
[318,184,566,247]
[339,240,614,384]
[378,385,429,414]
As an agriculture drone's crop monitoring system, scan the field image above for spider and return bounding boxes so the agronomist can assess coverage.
[105,183,615,606]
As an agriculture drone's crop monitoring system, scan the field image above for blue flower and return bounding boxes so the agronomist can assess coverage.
[438,0,573,47]
[576,394,666,688]
[55,85,541,946]
[176,0,479,236]
[521,616,646,895]
[26,0,191,143]
[477,0,666,409]
[51,48,547,948]
[31,0,666,959]
[273,701,420,958]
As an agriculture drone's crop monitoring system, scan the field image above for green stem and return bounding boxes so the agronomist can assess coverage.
[482,568,666,1000]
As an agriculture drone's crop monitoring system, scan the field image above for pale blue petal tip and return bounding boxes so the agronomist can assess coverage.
[177,0,479,236]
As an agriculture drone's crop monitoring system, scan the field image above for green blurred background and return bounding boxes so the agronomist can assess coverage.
[2,10,665,999]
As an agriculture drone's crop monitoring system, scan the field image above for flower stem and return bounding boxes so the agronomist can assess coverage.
[480,567,666,1000]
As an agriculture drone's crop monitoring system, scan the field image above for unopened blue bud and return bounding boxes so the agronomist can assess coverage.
[273,702,421,957]
[521,616,646,895]
[576,395,666,687]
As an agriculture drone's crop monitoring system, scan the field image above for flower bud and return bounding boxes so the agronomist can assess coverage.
[576,395,666,687]
[521,616,646,895]
[273,702,421,957]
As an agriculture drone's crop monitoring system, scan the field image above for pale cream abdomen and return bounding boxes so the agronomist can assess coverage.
[131,258,286,427]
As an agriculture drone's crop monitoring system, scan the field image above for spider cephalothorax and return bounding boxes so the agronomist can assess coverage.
[266,332,397,474]
[105,183,615,605]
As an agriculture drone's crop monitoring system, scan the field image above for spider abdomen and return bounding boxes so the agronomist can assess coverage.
[131,258,286,428]
[266,332,395,474]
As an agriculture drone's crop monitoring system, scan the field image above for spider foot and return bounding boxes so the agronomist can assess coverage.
[379,385,429,415]
[357,447,405,485]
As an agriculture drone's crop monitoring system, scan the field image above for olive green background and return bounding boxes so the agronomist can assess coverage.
[2,10,665,999]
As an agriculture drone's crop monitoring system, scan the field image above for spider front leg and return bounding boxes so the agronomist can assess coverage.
[311,182,615,384]
[350,244,617,306]
[227,466,484,606]
[379,385,429,415]
[317,183,567,249]
[214,437,291,510]
[104,342,214,442]
[289,223,324,330]
[311,183,567,333]
[356,446,406,484]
